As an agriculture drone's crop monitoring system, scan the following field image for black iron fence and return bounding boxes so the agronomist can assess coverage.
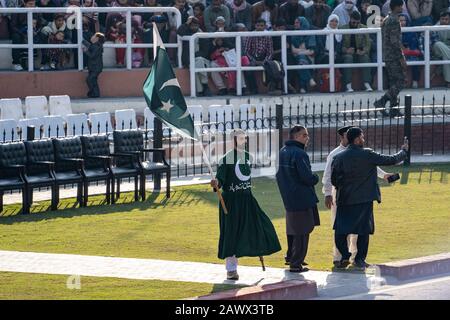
[1,95,449,180]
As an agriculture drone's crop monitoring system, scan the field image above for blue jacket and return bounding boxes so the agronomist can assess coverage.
[276,140,319,211]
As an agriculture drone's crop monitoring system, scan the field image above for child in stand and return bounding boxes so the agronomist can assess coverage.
[83,32,105,98]
[48,31,71,70]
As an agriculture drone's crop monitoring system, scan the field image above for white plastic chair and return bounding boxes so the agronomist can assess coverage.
[42,115,65,138]
[49,95,72,119]
[66,114,89,136]
[89,112,112,134]
[18,118,44,140]
[0,119,18,142]
[25,96,48,119]
[115,109,137,130]
[0,98,23,121]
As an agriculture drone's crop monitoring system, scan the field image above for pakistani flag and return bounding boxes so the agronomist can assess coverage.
[143,23,196,140]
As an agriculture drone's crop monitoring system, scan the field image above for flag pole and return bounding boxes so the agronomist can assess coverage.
[195,127,228,214]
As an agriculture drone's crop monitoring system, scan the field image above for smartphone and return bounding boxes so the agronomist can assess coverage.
[387,173,400,183]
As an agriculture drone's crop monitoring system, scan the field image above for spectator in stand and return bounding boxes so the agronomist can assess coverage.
[432,0,450,23]
[40,14,73,70]
[0,0,18,40]
[332,0,359,27]
[192,2,206,31]
[167,0,193,65]
[340,11,372,92]
[358,0,371,25]
[243,18,273,93]
[131,19,145,68]
[291,16,317,93]
[10,0,45,70]
[227,0,252,31]
[177,16,211,96]
[279,0,305,29]
[37,0,57,25]
[305,0,332,29]
[48,30,71,70]
[432,11,450,88]
[82,0,100,33]
[407,0,433,26]
[107,20,126,66]
[252,0,278,30]
[317,13,342,63]
[382,0,409,20]
[204,0,230,32]
[209,17,236,95]
[82,32,105,98]
[143,14,170,63]
[140,0,164,26]
[399,14,421,89]
[326,0,339,10]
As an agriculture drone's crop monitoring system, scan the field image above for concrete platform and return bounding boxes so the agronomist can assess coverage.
[378,253,450,280]
[194,280,318,300]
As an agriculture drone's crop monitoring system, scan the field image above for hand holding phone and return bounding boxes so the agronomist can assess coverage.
[387,173,400,183]
[401,136,409,152]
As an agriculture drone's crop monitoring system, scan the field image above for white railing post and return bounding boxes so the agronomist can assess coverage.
[424,29,431,89]
[77,9,83,71]
[176,13,182,68]
[126,10,132,70]
[27,11,33,71]
[281,34,288,94]
[376,29,383,91]
[189,35,196,97]
[329,31,335,92]
[236,35,242,96]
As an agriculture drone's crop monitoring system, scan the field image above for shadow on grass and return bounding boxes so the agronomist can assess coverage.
[0,188,203,224]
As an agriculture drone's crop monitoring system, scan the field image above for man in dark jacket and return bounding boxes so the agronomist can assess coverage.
[83,32,105,98]
[276,125,321,273]
[331,127,408,270]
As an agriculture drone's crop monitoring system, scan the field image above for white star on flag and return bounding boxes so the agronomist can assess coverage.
[160,99,174,112]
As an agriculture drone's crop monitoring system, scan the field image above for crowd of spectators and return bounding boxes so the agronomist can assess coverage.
[1,0,450,95]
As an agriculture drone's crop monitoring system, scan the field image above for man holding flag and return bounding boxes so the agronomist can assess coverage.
[143,25,281,281]
[211,129,281,281]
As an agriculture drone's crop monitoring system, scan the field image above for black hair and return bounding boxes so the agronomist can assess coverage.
[193,2,205,11]
[350,11,361,21]
[440,10,450,19]
[347,127,363,144]
[255,18,267,26]
[275,18,287,27]
[390,0,404,11]
[289,125,307,140]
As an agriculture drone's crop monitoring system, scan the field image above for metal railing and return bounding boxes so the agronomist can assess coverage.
[0,7,182,70]
[187,25,450,97]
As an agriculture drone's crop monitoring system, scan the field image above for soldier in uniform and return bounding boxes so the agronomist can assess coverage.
[374,0,407,117]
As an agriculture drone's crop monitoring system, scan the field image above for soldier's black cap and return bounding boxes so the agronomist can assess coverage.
[337,125,354,136]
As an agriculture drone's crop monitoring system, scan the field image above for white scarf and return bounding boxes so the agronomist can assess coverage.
[324,14,342,52]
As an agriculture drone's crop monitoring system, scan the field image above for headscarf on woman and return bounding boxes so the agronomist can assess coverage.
[324,13,342,51]
[291,16,316,49]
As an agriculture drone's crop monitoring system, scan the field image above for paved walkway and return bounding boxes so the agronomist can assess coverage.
[1,250,449,299]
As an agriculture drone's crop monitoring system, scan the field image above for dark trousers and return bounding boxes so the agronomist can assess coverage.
[11,32,26,65]
[86,70,101,97]
[286,234,310,268]
[335,233,369,263]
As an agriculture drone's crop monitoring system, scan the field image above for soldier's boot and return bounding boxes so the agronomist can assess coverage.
[374,96,389,117]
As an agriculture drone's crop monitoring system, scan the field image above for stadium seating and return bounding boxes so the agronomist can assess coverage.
[115,109,137,130]
[0,98,23,121]
[66,113,89,136]
[0,119,18,142]
[89,112,113,135]
[49,95,72,119]
[25,96,48,119]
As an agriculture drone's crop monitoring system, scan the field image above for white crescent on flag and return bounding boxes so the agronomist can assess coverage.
[159,78,181,91]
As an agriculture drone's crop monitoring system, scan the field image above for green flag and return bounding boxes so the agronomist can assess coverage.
[143,23,196,140]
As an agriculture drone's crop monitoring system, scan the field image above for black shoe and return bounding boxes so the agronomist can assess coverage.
[374,97,387,110]
[302,261,308,266]
[228,88,237,95]
[351,260,369,271]
[389,108,401,118]
[335,259,351,269]
[380,109,390,117]
[289,266,309,273]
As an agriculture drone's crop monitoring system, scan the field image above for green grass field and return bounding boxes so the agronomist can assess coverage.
[0,163,449,299]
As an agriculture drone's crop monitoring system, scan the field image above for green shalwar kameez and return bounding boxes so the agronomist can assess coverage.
[216,149,281,260]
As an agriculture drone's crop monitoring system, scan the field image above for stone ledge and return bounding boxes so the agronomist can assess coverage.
[193,280,317,300]
[378,252,450,280]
